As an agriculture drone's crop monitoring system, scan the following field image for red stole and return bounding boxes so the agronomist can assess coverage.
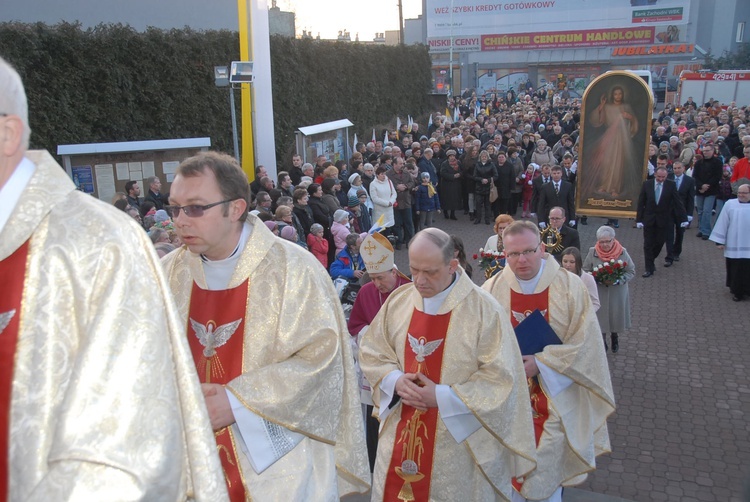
[0,240,30,501]
[510,288,552,492]
[383,309,451,502]
[187,280,249,502]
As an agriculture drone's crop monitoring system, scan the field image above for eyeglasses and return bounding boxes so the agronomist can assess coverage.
[598,239,614,245]
[165,198,238,218]
[506,243,541,259]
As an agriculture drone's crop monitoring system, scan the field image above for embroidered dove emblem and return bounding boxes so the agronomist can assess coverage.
[0,310,16,336]
[511,309,547,323]
[190,318,242,357]
[408,333,443,362]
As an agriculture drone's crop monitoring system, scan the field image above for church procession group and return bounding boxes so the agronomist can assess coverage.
[3,46,750,502]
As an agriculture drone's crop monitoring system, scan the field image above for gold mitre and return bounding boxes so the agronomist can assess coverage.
[361,232,394,273]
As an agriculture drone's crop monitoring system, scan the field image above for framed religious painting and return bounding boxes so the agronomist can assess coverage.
[576,71,653,219]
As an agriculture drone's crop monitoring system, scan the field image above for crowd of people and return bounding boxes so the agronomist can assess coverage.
[4,43,750,502]
[124,87,750,305]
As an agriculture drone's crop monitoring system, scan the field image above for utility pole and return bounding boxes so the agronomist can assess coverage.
[398,0,404,44]
[449,0,454,95]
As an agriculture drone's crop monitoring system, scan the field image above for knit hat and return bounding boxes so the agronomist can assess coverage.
[348,173,361,185]
[154,209,170,223]
[333,209,350,223]
[280,225,296,241]
[348,195,360,208]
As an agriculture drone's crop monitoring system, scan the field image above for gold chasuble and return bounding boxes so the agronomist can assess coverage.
[187,281,250,501]
[162,216,370,501]
[483,256,615,501]
[2,151,226,500]
[360,270,536,502]
[383,310,450,501]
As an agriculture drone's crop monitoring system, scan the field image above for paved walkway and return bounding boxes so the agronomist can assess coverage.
[376,209,750,502]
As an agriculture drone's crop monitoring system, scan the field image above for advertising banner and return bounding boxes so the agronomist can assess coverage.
[426,0,689,39]
[428,36,482,53]
[482,27,654,51]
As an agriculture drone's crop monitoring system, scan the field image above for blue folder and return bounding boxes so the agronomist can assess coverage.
[514,309,562,356]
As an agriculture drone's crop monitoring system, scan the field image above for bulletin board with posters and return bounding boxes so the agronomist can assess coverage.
[295,119,354,164]
[57,138,211,202]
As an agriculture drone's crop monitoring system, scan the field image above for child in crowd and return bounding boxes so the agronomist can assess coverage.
[307,223,329,268]
[415,172,441,229]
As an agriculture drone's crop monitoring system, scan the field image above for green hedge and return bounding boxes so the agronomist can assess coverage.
[0,22,432,169]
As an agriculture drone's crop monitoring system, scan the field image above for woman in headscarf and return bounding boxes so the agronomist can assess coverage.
[583,225,636,353]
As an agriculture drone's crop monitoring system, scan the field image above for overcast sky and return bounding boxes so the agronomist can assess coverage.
[278,0,423,41]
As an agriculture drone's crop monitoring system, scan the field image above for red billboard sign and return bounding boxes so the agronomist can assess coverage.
[482,27,654,51]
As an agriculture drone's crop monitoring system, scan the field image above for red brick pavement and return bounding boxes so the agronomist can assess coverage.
[390,210,750,502]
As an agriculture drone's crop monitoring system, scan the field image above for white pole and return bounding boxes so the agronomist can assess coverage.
[449,0,454,96]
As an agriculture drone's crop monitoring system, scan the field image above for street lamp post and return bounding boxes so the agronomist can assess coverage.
[214,66,240,163]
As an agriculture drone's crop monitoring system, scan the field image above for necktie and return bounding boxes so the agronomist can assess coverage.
[655,182,662,204]
[544,177,549,184]
[555,183,559,194]
[676,176,682,190]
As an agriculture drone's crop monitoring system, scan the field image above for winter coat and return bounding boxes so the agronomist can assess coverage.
[415,183,441,212]
[473,161,498,195]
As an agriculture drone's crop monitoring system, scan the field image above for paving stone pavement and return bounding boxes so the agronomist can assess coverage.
[375,209,750,502]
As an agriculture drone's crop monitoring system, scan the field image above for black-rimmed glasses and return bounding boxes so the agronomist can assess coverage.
[505,242,541,260]
[165,198,238,218]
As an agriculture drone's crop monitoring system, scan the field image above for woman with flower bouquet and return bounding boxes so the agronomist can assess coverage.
[478,214,514,280]
[583,225,635,353]
[473,246,506,280]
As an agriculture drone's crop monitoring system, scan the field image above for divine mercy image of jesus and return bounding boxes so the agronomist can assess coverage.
[577,72,652,218]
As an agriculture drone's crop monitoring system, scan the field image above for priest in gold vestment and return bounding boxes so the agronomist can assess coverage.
[0,56,225,501]
[483,221,615,502]
[360,228,536,501]
[161,152,370,501]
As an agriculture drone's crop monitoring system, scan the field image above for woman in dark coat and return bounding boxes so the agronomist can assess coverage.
[439,150,463,220]
[494,150,516,215]
[472,150,498,225]
[292,188,314,237]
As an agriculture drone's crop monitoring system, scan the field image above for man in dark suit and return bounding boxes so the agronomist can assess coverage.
[249,165,268,196]
[636,167,689,277]
[124,180,141,209]
[530,163,552,221]
[544,206,581,262]
[561,154,586,225]
[666,161,695,263]
[537,165,576,227]
[561,154,576,186]
[144,176,166,210]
